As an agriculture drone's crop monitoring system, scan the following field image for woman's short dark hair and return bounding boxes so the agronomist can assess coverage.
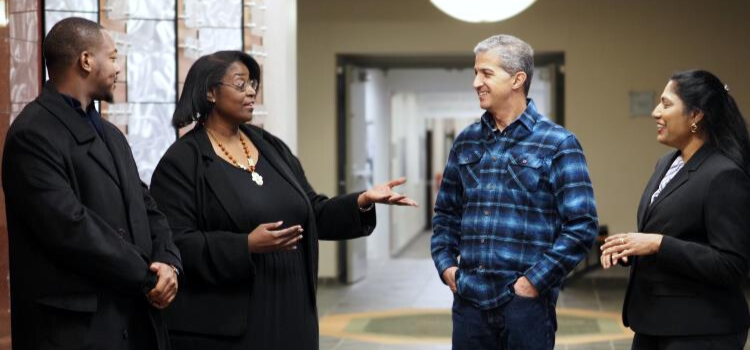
[671,69,750,173]
[173,51,261,128]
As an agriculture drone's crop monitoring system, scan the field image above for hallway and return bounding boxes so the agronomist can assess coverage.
[318,231,654,350]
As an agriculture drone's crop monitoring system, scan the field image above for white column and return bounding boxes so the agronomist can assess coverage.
[262,0,297,152]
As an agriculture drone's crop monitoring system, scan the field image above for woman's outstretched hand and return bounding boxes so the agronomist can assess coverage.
[357,177,419,208]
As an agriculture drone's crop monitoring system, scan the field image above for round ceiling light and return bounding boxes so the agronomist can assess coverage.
[430,0,538,23]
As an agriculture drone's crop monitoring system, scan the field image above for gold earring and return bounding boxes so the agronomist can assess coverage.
[690,122,698,133]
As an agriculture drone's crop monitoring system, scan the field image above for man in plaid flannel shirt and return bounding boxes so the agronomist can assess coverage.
[431,34,598,350]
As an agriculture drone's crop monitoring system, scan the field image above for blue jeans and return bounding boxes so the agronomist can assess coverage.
[452,294,556,350]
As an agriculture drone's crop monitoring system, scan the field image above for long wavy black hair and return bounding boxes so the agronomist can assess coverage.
[172,50,261,128]
[671,70,750,173]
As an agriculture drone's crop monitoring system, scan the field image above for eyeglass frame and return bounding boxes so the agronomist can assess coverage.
[215,79,259,93]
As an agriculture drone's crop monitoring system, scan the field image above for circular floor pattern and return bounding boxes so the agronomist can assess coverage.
[319,308,633,345]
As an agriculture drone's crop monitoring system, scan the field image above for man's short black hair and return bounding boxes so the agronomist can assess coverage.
[43,17,105,76]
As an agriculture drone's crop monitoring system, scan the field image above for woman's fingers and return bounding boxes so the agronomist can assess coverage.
[388,194,406,203]
[604,233,628,243]
[262,221,284,230]
[383,192,419,207]
[612,248,633,261]
[395,197,418,207]
[269,225,303,239]
[386,177,407,188]
[280,235,303,250]
[601,254,611,269]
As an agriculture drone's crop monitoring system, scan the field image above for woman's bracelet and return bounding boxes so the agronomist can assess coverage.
[359,202,375,212]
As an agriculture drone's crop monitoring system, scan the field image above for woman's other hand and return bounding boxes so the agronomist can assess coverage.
[600,232,663,268]
[357,177,419,209]
[600,253,628,269]
[248,221,304,253]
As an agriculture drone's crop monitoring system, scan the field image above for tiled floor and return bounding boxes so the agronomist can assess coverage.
[318,231,750,350]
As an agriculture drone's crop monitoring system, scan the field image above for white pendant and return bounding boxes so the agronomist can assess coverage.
[251,171,264,186]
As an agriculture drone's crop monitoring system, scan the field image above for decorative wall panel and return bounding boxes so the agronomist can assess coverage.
[45,0,98,12]
[198,28,242,53]
[127,20,176,103]
[8,0,37,12]
[128,0,175,20]
[44,11,98,33]
[128,103,176,181]
[121,0,177,184]
[9,0,41,122]
[9,12,37,42]
[243,0,266,125]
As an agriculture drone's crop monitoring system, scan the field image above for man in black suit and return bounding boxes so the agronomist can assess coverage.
[2,17,182,350]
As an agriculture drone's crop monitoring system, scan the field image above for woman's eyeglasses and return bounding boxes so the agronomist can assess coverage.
[217,79,259,92]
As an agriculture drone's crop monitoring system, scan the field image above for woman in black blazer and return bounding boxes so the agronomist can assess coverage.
[149,51,417,350]
[600,70,750,349]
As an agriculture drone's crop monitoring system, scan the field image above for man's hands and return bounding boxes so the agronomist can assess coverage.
[443,267,539,299]
[443,266,458,293]
[146,262,178,309]
[512,276,539,298]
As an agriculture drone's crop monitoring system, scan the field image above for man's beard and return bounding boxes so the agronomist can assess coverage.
[92,86,115,103]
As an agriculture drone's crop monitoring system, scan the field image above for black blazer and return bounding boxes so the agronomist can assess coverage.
[149,124,375,340]
[623,145,750,336]
[2,84,182,350]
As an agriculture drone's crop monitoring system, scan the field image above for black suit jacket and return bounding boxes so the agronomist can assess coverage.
[623,145,750,335]
[2,84,182,350]
[149,124,375,344]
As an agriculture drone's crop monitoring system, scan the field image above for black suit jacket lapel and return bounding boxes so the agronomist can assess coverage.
[637,151,677,230]
[643,146,714,226]
[88,137,121,186]
[195,127,248,231]
[101,123,154,248]
[37,84,121,186]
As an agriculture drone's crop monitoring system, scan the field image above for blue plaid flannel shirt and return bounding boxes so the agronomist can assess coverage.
[431,100,598,310]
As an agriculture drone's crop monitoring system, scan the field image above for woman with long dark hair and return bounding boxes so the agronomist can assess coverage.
[149,51,417,350]
[601,70,750,349]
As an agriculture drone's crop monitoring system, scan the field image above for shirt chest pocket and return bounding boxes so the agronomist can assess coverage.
[457,148,484,189]
[506,153,544,192]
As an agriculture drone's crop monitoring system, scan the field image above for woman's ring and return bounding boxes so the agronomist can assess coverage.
[620,238,624,244]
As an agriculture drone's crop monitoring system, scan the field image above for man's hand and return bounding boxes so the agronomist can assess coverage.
[442,266,458,293]
[146,262,178,309]
[513,276,539,298]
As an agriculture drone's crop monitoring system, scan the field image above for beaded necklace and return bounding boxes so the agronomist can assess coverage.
[206,128,264,186]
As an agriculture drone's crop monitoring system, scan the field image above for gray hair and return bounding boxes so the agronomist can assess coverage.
[474,34,534,95]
